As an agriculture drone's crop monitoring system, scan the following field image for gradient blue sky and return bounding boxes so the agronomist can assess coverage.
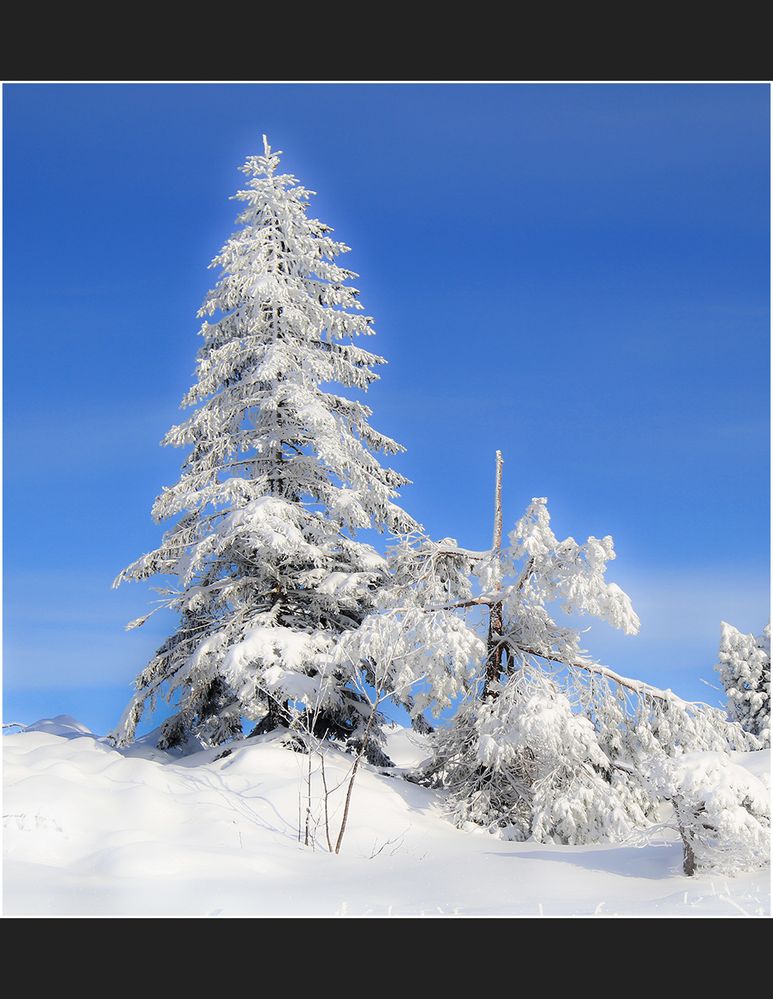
[3,83,770,735]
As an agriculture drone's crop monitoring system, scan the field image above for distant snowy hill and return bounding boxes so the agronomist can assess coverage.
[3,720,769,916]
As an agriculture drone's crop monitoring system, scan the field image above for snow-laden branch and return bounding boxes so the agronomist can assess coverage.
[510,642,701,707]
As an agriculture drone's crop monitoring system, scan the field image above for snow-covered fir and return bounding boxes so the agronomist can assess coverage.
[113,137,418,753]
[716,621,770,746]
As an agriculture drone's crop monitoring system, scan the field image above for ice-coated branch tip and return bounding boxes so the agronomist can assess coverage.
[262,134,270,157]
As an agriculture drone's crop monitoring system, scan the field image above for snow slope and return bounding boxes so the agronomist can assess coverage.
[3,717,770,916]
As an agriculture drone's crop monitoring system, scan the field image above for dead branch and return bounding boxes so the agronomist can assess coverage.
[319,753,333,853]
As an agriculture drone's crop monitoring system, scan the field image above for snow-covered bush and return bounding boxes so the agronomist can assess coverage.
[716,622,770,746]
[425,665,763,847]
[429,671,647,843]
[645,752,770,876]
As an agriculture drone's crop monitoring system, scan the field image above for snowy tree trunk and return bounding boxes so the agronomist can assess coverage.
[673,800,697,877]
[485,451,504,698]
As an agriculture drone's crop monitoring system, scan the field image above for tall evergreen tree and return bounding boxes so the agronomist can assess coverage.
[112,137,418,751]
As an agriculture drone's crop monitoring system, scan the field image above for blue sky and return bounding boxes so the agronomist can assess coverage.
[3,83,770,735]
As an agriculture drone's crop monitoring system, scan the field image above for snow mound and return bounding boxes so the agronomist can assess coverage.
[3,721,770,916]
[15,715,93,738]
[381,723,432,769]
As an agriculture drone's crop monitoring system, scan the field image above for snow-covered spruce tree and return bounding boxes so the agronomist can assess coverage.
[112,137,418,753]
[715,621,770,746]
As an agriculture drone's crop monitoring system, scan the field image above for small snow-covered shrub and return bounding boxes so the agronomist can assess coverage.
[646,752,770,876]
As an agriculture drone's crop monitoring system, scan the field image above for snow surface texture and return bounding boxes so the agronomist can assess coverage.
[3,717,770,917]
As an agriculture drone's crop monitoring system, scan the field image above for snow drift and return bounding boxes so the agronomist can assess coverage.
[3,717,769,916]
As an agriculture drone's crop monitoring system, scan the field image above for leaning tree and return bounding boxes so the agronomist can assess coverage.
[347,453,762,851]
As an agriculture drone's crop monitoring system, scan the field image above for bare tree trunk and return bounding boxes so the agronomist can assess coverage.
[485,450,504,697]
[680,829,696,877]
[320,753,333,853]
[674,800,697,876]
[304,747,313,847]
[335,707,377,855]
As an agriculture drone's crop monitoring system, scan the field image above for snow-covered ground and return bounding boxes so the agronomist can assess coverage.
[3,717,770,916]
